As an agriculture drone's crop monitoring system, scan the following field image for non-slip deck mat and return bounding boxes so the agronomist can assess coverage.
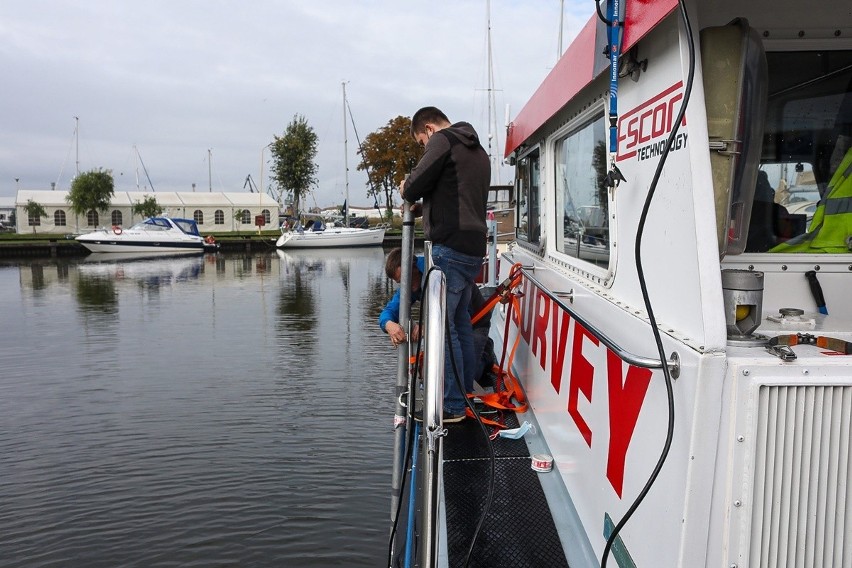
[442,416,570,568]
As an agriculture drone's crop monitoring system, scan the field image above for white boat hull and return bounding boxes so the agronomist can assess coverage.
[276,227,385,249]
[76,240,205,253]
[76,218,208,253]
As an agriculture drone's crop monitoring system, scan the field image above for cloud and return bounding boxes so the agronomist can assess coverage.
[0,0,589,207]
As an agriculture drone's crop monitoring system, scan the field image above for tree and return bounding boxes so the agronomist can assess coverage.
[66,169,115,219]
[357,115,423,218]
[131,195,163,220]
[270,115,318,217]
[23,200,47,233]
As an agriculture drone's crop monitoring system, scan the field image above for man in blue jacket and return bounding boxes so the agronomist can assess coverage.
[379,248,494,422]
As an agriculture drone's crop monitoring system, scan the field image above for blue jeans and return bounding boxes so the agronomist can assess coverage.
[431,245,482,415]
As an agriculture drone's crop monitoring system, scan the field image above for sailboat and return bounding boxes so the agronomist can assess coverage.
[276,83,386,249]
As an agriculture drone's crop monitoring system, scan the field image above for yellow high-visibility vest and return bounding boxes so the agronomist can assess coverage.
[771,147,852,253]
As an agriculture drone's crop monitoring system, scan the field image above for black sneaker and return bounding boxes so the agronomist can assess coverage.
[413,411,467,424]
[443,411,467,423]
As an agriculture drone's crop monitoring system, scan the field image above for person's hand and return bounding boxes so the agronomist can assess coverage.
[411,323,421,342]
[399,202,422,217]
[385,321,407,347]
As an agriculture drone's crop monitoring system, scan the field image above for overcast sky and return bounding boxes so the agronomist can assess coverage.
[0,1,589,208]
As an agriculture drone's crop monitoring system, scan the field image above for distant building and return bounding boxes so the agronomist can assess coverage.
[319,204,387,221]
[0,196,14,226]
[14,190,280,234]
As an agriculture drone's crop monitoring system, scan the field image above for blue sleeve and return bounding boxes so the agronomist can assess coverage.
[378,288,402,333]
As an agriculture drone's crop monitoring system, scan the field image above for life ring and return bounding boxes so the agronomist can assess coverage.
[112,225,123,235]
[205,235,215,245]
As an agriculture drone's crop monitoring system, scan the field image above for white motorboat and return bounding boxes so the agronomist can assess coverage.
[276,222,386,249]
[76,217,216,253]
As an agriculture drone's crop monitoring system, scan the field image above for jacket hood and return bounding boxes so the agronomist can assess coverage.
[444,122,481,148]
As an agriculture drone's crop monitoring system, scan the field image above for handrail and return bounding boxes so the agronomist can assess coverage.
[518,264,680,376]
[390,202,415,554]
[418,241,446,568]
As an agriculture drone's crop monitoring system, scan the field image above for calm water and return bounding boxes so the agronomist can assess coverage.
[0,249,398,567]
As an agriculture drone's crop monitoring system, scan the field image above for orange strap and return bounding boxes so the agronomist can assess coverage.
[466,294,528,427]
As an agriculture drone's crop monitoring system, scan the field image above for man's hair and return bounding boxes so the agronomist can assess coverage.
[385,247,403,279]
[411,107,450,136]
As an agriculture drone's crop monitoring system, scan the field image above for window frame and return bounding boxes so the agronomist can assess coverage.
[515,145,542,250]
[547,105,614,281]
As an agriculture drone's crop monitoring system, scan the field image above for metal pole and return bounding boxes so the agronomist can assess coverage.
[74,116,79,176]
[419,241,445,568]
[342,82,350,227]
[390,199,415,533]
[488,211,498,286]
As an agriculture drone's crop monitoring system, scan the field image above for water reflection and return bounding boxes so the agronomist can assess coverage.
[75,275,118,313]
[78,252,205,290]
[0,250,397,567]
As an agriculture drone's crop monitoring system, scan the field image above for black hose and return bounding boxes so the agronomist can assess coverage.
[600,0,695,566]
[444,308,496,568]
[595,0,612,26]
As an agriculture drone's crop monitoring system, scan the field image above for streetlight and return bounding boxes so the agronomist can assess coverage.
[260,142,274,201]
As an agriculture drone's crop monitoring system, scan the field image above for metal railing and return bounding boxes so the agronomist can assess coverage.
[518,264,680,376]
[418,241,447,568]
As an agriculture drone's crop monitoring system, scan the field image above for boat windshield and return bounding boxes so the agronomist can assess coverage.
[172,219,200,236]
[129,218,173,231]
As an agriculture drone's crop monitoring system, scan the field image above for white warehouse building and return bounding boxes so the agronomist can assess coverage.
[15,190,280,235]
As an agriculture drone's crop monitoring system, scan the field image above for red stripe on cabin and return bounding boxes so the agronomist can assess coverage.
[505,0,678,157]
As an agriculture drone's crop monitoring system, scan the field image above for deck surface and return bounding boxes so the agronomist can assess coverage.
[442,412,570,568]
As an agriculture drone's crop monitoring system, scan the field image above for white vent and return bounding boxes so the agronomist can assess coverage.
[750,385,852,567]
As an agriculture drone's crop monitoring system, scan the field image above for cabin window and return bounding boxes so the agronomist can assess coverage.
[111,210,122,226]
[54,210,66,227]
[554,114,609,266]
[516,150,540,244]
[749,50,852,253]
[28,212,41,227]
[87,210,99,227]
[262,209,271,224]
[241,209,251,224]
[214,210,225,225]
[194,210,204,224]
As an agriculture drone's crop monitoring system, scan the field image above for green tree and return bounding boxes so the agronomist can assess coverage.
[66,169,115,219]
[131,195,163,220]
[270,114,318,217]
[23,200,47,233]
[357,115,423,218]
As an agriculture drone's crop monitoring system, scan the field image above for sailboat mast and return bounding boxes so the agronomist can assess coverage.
[486,0,500,185]
[74,116,80,176]
[558,0,565,62]
[134,145,140,190]
[342,81,350,228]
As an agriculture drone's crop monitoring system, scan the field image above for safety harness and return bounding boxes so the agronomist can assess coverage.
[465,264,528,430]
